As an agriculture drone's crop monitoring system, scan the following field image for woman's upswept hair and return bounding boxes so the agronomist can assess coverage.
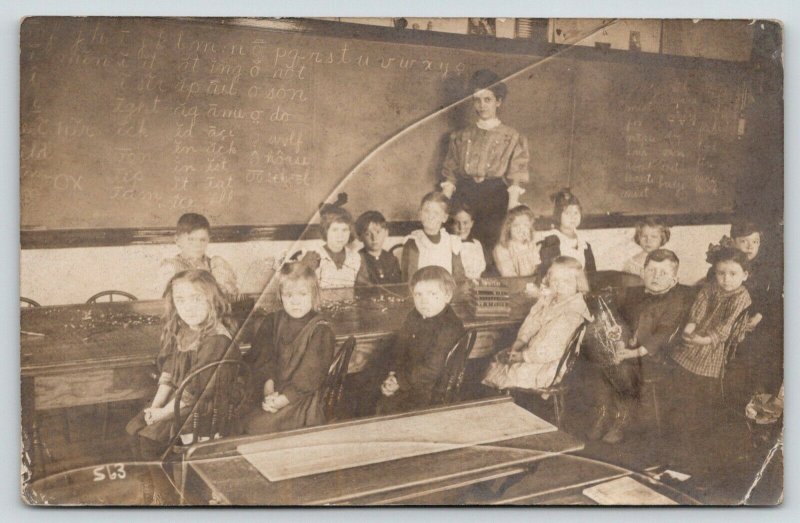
[544,256,590,294]
[159,269,234,366]
[498,205,536,247]
[278,262,322,312]
[469,68,508,101]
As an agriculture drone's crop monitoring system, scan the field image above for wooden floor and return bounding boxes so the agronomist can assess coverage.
[25,369,783,506]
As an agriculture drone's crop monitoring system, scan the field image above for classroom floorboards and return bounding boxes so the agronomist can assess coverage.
[28,370,782,506]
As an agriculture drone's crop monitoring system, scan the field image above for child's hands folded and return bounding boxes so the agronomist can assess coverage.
[381,372,399,397]
[144,407,168,425]
[262,393,280,413]
[262,392,290,413]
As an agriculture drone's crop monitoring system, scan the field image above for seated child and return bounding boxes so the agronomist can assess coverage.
[493,205,540,277]
[302,199,362,289]
[243,263,336,435]
[354,210,402,286]
[483,256,592,391]
[158,213,239,297]
[623,217,671,278]
[587,249,694,444]
[670,247,751,432]
[537,189,596,279]
[449,202,487,280]
[401,191,465,281]
[376,266,466,414]
[126,270,240,504]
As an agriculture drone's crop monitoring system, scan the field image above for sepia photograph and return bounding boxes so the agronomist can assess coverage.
[19,15,783,506]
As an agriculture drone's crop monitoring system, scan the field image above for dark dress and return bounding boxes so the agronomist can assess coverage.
[723,253,783,407]
[356,248,402,286]
[243,311,336,435]
[126,327,240,454]
[376,304,465,414]
[537,233,597,281]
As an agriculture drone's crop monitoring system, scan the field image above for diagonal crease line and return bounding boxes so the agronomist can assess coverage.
[167,21,627,474]
[229,18,623,348]
[739,427,783,505]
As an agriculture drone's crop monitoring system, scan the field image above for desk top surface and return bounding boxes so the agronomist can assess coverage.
[21,272,641,375]
[183,397,586,505]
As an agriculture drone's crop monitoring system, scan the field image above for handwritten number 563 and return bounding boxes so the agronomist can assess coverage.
[93,463,126,481]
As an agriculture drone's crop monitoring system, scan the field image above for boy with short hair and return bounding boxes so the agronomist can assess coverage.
[158,213,239,297]
[354,211,402,286]
[588,249,694,444]
[377,266,465,414]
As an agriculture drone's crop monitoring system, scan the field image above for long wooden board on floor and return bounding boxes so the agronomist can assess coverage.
[237,400,555,482]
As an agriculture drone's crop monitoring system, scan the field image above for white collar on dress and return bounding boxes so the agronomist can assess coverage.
[409,229,462,255]
[317,244,355,263]
[476,118,501,131]
[553,229,586,250]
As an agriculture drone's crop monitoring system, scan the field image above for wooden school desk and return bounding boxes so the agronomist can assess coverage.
[20,272,640,476]
[179,396,586,505]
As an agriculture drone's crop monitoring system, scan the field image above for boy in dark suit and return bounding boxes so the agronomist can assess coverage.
[588,249,694,444]
[377,266,465,414]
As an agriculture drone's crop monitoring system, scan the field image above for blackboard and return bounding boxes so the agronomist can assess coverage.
[21,17,749,232]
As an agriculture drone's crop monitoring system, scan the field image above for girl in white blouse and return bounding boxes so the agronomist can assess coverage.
[449,201,486,280]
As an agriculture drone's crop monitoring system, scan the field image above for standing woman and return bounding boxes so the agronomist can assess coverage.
[441,69,530,268]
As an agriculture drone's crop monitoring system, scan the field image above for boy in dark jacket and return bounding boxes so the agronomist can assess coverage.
[588,249,694,444]
[377,266,465,414]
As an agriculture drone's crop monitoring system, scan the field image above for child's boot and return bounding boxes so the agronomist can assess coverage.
[602,399,631,444]
[588,402,614,441]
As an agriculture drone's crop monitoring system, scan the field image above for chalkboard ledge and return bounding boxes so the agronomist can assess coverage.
[21,213,733,250]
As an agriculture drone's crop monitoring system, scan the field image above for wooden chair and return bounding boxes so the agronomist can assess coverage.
[85,290,137,303]
[504,321,589,428]
[321,336,357,422]
[720,306,751,400]
[430,330,479,406]
[21,297,41,307]
[390,243,404,266]
[641,325,683,436]
[165,358,250,451]
[162,357,249,503]
[84,290,138,437]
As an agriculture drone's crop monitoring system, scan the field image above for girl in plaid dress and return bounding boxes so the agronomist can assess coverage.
[670,247,751,433]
